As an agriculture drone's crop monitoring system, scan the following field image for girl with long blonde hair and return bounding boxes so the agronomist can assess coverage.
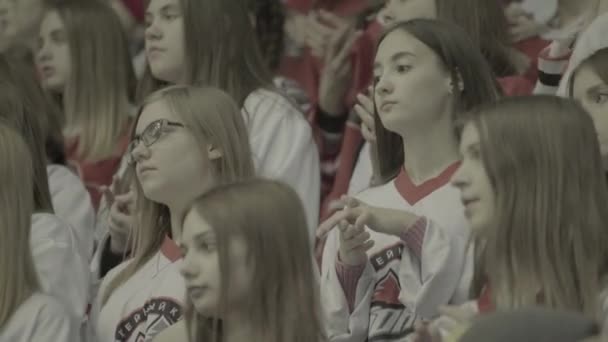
[0,122,77,341]
[0,54,89,324]
[141,0,320,237]
[89,86,255,342]
[0,53,95,262]
[36,0,136,209]
[155,179,325,342]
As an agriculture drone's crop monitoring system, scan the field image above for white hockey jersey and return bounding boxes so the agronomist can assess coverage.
[48,164,96,262]
[243,88,320,237]
[321,164,471,342]
[89,236,184,342]
[0,293,79,342]
[31,213,90,323]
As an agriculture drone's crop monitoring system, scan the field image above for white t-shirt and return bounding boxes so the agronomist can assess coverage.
[0,293,79,342]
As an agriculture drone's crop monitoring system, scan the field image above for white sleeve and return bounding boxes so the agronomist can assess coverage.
[347,142,373,196]
[48,164,96,262]
[31,215,90,323]
[320,229,375,342]
[32,297,80,342]
[246,91,320,240]
[398,220,468,320]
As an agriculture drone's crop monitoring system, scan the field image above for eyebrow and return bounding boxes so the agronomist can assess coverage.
[464,142,480,153]
[587,83,608,93]
[374,51,417,70]
[193,231,215,243]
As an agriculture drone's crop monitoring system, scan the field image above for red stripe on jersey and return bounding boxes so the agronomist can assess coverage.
[160,236,182,263]
[394,162,461,205]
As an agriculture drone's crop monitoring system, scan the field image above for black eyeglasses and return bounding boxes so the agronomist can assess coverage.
[127,119,184,164]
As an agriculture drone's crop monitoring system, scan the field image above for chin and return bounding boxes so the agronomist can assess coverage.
[191,299,218,317]
[149,64,180,84]
[43,80,65,93]
[140,182,171,205]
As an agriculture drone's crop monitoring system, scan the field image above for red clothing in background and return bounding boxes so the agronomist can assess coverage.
[65,131,130,210]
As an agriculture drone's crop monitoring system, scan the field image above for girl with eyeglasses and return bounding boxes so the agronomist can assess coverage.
[88,85,255,342]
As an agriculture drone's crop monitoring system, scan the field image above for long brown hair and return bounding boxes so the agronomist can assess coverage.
[49,0,135,161]
[0,54,54,213]
[435,0,523,77]
[138,0,274,106]
[184,179,325,342]
[0,121,40,328]
[101,86,255,306]
[467,95,608,318]
[374,19,501,183]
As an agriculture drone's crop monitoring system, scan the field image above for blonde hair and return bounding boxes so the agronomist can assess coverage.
[184,179,325,342]
[138,0,274,106]
[101,85,255,306]
[50,0,135,161]
[0,122,39,328]
[0,54,54,213]
[374,19,501,183]
[468,95,608,317]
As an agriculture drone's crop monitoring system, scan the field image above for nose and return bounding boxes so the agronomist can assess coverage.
[179,252,198,280]
[130,140,150,164]
[450,162,468,189]
[36,39,51,63]
[145,19,162,42]
[375,75,393,99]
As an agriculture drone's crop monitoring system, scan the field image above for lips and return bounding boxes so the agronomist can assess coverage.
[137,165,156,175]
[39,65,55,78]
[146,46,166,58]
[379,101,397,112]
[187,286,208,299]
[461,198,479,208]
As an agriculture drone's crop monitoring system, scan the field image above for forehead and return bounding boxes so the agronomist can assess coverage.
[146,0,180,12]
[40,10,64,30]
[135,99,181,133]
[375,30,432,64]
[182,208,213,241]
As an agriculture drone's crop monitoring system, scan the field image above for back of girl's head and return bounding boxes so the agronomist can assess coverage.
[468,95,608,316]
[102,85,256,306]
[435,0,515,77]
[0,54,54,213]
[185,179,323,342]
[0,121,39,327]
[375,18,501,182]
[48,0,135,159]
[139,0,273,105]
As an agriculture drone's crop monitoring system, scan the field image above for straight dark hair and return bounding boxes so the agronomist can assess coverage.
[374,19,501,183]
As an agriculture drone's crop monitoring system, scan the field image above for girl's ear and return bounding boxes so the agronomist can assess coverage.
[447,70,465,94]
[208,145,223,160]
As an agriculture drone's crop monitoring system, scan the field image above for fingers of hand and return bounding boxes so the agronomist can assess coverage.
[109,205,131,234]
[357,92,375,113]
[354,103,375,131]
